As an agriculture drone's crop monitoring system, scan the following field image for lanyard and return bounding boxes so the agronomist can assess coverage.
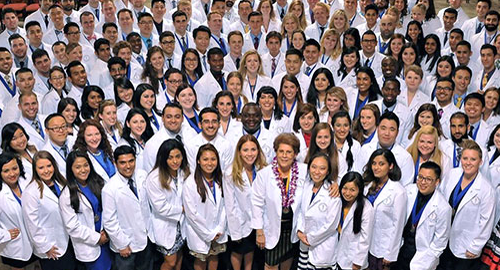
[53,182,61,197]
[150,111,160,130]
[378,36,389,54]
[321,54,330,65]
[248,76,257,99]
[490,150,499,165]
[354,92,368,119]
[451,173,476,209]
[204,178,216,203]
[0,74,15,97]
[92,151,115,178]
[174,33,189,52]
[211,35,227,55]
[251,166,256,184]
[309,182,323,204]
[349,13,357,26]
[367,180,388,205]
[52,143,67,161]
[283,98,297,117]
[126,65,131,80]
[363,130,376,145]
[485,31,498,44]
[11,185,22,205]
[305,63,317,76]
[453,144,460,168]
[471,122,480,140]
[411,193,430,228]
[185,111,201,133]
[413,155,420,183]
[187,74,199,87]
[237,97,242,113]
[77,183,101,226]
[165,91,172,104]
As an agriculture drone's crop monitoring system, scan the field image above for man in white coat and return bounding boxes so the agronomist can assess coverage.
[223,31,243,73]
[41,114,75,177]
[194,48,227,108]
[394,161,452,270]
[463,93,492,148]
[66,61,89,108]
[433,77,460,139]
[470,10,499,61]
[102,145,153,270]
[24,0,53,33]
[18,92,46,150]
[261,31,286,78]
[0,48,18,110]
[460,0,490,41]
[471,44,500,93]
[0,8,27,51]
[360,30,385,78]
[304,3,330,41]
[242,11,268,55]
[299,39,325,97]
[172,11,195,56]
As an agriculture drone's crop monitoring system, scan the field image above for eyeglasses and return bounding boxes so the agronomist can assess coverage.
[417,174,436,183]
[436,86,452,91]
[168,80,183,84]
[161,40,175,45]
[67,31,81,35]
[47,125,69,132]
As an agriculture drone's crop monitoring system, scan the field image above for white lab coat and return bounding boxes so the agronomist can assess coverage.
[182,174,228,254]
[185,133,234,172]
[404,185,452,270]
[261,52,287,79]
[59,186,102,262]
[22,180,69,259]
[18,115,47,151]
[194,71,226,108]
[241,75,272,103]
[40,138,75,178]
[251,162,307,249]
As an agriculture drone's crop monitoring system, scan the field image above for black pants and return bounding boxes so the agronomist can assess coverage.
[39,243,77,270]
[114,241,155,270]
[437,246,481,270]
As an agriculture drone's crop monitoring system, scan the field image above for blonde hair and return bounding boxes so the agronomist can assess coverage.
[288,0,308,29]
[314,2,330,15]
[281,13,302,37]
[386,6,402,27]
[320,87,349,115]
[461,139,483,160]
[98,100,123,136]
[329,10,349,33]
[320,29,342,60]
[404,64,423,78]
[231,135,267,189]
[238,50,266,78]
[406,125,442,167]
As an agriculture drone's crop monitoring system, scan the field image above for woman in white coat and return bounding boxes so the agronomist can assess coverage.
[1,123,38,182]
[59,151,112,270]
[224,135,268,270]
[98,100,122,151]
[295,153,342,269]
[362,149,407,270]
[146,139,190,270]
[332,111,361,173]
[238,50,272,102]
[257,87,293,136]
[292,104,320,163]
[277,75,304,121]
[182,144,227,270]
[212,91,243,137]
[487,125,500,188]
[336,172,374,270]
[0,153,35,269]
[252,133,308,270]
[22,151,76,270]
[333,47,359,90]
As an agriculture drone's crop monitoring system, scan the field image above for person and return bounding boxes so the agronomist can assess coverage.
[403,103,445,148]
[394,161,452,270]
[424,56,455,99]
[318,87,349,124]
[118,109,154,172]
[225,71,248,115]
[73,119,116,182]
[345,66,381,120]
[292,104,320,162]
[59,151,112,270]
[42,66,70,115]
[1,123,38,182]
[396,42,419,79]
[486,124,500,184]
[98,100,122,150]
[41,113,75,178]
[174,83,201,134]
[277,75,303,121]
[133,84,162,133]
[212,91,241,137]
[351,104,380,146]
[113,78,135,124]
[289,0,308,30]
[432,77,460,139]
[80,86,105,121]
[224,135,267,270]
[463,92,492,148]
[294,153,342,270]
[183,144,227,270]
[385,33,405,60]
[398,65,429,119]
[238,50,272,102]
[141,46,166,95]
[363,149,407,270]
[181,49,204,88]
[318,29,342,71]
[0,153,36,269]
[335,172,375,270]
[291,31,307,52]
[194,48,227,108]
[57,98,82,136]
[305,68,334,110]
[332,111,361,172]
[482,87,500,127]
[252,133,307,270]
[420,34,441,76]
[334,46,360,90]
[438,140,496,270]
[280,14,302,53]
[262,31,286,78]
[22,151,75,270]
[146,139,190,270]
[17,92,46,151]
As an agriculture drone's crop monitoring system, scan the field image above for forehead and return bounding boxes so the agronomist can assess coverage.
[48,116,66,125]
[380,119,397,128]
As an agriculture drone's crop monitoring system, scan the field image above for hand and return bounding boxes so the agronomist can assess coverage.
[352,264,361,270]
[46,246,60,260]
[256,229,265,249]
[328,182,340,198]
[297,231,310,246]
[119,246,132,258]
[465,251,478,258]
[8,228,19,240]
[213,233,222,241]
[382,259,391,270]
[97,231,108,245]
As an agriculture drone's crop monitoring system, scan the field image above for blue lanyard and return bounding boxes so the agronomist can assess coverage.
[309,182,323,204]
[471,122,481,140]
[378,36,389,54]
[305,63,317,76]
[363,130,376,145]
[321,54,330,65]
[126,65,131,80]
[185,111,201,133]
[52,143,67,161]
[221,76,227,91]
[0,74,16,97]
[11,185,22,206]
[150,112,160,130]
[353,92,368,119]
[237,97,242,114]
[204,179,216,203]
[367,180,388,205]
[211,35,227,55]
[485,31,498,44]
[165,91,172,104]
[283,98,297,117]
[451,174,476,209]
[248,76,257,99]
[251,166,256,183]
[411,193,430,228]
[53,182,61,197]
[175,33,189,52]
[286,36,290,49]
[243,127,261,139]
[453,144,460,168]
[187,74,199,87]
[349,13,357,26]
[339,207,345,229]
[413,155,420,183]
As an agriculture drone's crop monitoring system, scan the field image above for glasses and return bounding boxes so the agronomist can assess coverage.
[47,125,69,132]
[168,80,183,84]
[417,174,436,183]
[436,86,452,91]
[161,40,175,45]
[67,31,81,35]
[362,39,377,43]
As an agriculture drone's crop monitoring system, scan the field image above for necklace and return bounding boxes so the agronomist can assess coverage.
[272,157,299,208]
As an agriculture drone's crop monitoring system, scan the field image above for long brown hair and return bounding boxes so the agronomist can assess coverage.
[32,151,67,198]
[194,144,223,202]
[73,119,114,162]
[153,139,190,190]
[304,123,339,181]
[231,135,267,189]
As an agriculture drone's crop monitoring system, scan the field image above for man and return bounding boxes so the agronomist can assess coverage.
[0,48,17,110]
[157,68,185,109]
[377,15,395,54]
[172,11,195,56]
[101,57,128,99]
[273,48,305,91]
[80,11,103,47]
[356,4,380,35]
[304,0,319,23]
[451,65,472,108]
[31,49,52,96]
[463,93,491,148]
[130,0,151,28]
[262,31,286,78]
[224,30,243,72]
[455,41,481,77]
[95,0,118,35]
[229,0,252,34]
[102,145,154,270]
[242,11,267,54]
[432,77,460,139]
[80,0,102,23]
[159,31,182,70]
[304,3,330,41]
[42,113,75,177]
[66,61,88,107]
[151,0,169,36]
[353,112,415,186]
[9,34,32,70]
[112,41,143,86]
[471,10,500,61]
[299,39,325,97]
[376,56,405,88]
[18,91,46,150]
[461,0,491,40]
[43,5,66,45]
[208,0,231,33]
[442,29,463,57]
[344,0,366,28]
[24,0,53,33]
[174,0,202,32]
[63,22,96,69]
[435,8,458,51]
[374,0,388,18]
[471,44,500,93]
[126,32,146,65]
[25,21,54,61]
[117,9,137,41]
[102,22,119,48]
[61,0,81,24]
[193,26,212,74]
[273,0,289,20]
[207,12,229,56]
[92,38,112,87]
[0,8,27,50]
[143,103,197,172]
[195,48,227,108]
[394,162,451,270]
[360,30,384,78]
[137,13,159,54]
[437,0,469,28]
[186,108,233,171]
[51,41,68,67]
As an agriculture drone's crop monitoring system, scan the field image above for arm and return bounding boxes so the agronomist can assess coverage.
[306,198,342,246]
[419,205,452,268]
[385,189,408,262]
[182,180,218,242]
[251,170,266,230]
[101,187,131,250]
[145,174,182,222]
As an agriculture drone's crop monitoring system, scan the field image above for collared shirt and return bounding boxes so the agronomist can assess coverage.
[382,101,397,112]
[453,93,466,107]
[141,35,153,49]
[211,69,225,89]
[249,32,263,44]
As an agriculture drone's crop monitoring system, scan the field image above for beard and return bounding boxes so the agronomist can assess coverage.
[451,133,467,144]
[485,24,499,32]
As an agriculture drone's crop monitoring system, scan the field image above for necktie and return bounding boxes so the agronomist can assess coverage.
[55,29,62,36]
[175,134,183,143]
[476,22,483,34]
[482,72,489,89]
[137,55,145,65]
[438,108,444,119]
[271,58,277,77]
[244,25,250,33]
[310,10,315,24]
[44,15,49,27]
[181,37,187,50]
[66,17,71,24]
[19,61,24,68]
[468,125,474,138]
[444,32,448,46]
[380,42,386,53]
[128,178,138,198]
[456,96,463,108]
[364,58,370,67]
[167,58,172,69]
[60,144,68,159]
[172,0,177,8]
[146,39,152,49]
[204,3,210,15]
[305,66,311,75]
[235,57,240,69]
[4,74,13,90]
[202,55,207,71]
[32,120,42,137]
[95,8,100,21]
[319,27,325,39]
[254,37,259,49]
[219,38,227,55]
[280,8,285,20]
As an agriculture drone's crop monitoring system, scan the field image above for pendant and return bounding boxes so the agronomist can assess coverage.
[283,207,290,214]
[94,214,100,223]
[410,224,416,233]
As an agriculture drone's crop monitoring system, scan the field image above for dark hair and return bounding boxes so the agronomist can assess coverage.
[81,85,105,120]
[94,38,110,52]
[292,103,319,133]
[304,38,321,51]
[73,119,114,162]
[450,111,469,126]
[174,83,199,111]
[199,107,220,122]
[338,47,360,78]
[419,161,442,180]
[421,34,441,72]
[31,49,50,65]
[44,113,66,128]
[365,3,379,14]
[405,21,425,56]
[307,153,333,183]
[443,7,458,18]
[57,97,82,127]
[24,20,41,31]
[113,77,135,107]
[332,111,355,170]
[488,124,500,152]
[32,151,67,198]
[113,145,136,162]
[397,42,419,75]
[481,44,497,56]
[212,91,238,118]
[181,48,204,79]
[380,111,401,130]
[194,144,223,202]
[66,60,85,78]
[122,109,154,153]
[65,151,105,213]
[266,31,282,43]
[434,55,455,78]
[408,103,444,139]
[172,10,187,21]
[7,33,24,45]
[141,46,165,95]
[152,139,190,190]
[107,56,126,70]
[0,152,25,186]
[159,30,174,42]
[356,66,381,102]
[1,123,34,154]
[436,76,455,91]
[63,22,80,35]
[423,0,436,20]
[137,11,153,22]
[363,149,402,188]
[339,171,365,234]
[285,48,304,60]
[193,25,211,39]
[464,92,485,108]
[207,47,224,60]
[343,28,361,51]
[102,22,118,33]
[304,123,339,180]
[456,40,472,51]
[306,68,334,108]
[485,87,500,116]
[133,83,161,115]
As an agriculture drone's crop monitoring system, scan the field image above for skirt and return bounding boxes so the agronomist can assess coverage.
[157,223,185,256]
[298,248,335,270]
[228,230,256,255]
[189,241,226,262]
[265,219,299,266]
[1,254,38,268]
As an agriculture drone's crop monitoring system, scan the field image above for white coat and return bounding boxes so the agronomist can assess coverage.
[18,115,47,151]
[405,185,452,270]
[223,169,254,241]
[59,186,102,262]
[186,133,234,172]
[294,180,341,267]
[364,180,407,262]
[194,71,227,108]
[225,127,276,163]
[261,52,286,79]
[242,32,268,55]
[333,69,357,91]
[182,175,228,254]
[22,180,69,259]
[40,138,75,178]
[87,151,113,183]
[251,162,308,249]
[440,168,496,258]
[336,199,374,270]
[241,75,272,103]
[223,54,238,73]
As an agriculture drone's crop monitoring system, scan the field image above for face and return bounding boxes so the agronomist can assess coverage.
[377,119,398,147]
[323,34,338,50]
[456,45,472,65]
[285,54,302,75]
[267,37,281,56]
[10,38,27,59]
[2,12,18,31]
[140,90,155,110]
[453,69,471,92]
[291,4,303,17]
[260,1,272,15]
[103,26,118,45]
[66,26,81,44]
[248,15,263,33]
[390,38,404,57]
[382,81,400,103]
[116,153,136,179]
[408,24,420,40]
[333,117,350,141]
[240,141,258,167]
[150,51,165,71]
[200,112,219,138]
[84,125,102,152]
[360,109,376,132]
[216,96,233,118]
[284,18,298,33]
[162,107,183,133]
[402,47,417,65]
[304,45,320,66]
[258,93,275,112]
[177,88,196,110]
[333,15,346,30]
[227,76,242,97]
[417,133,436,157]
[160,36,176,55]
[16,72,35,93]
[485,14,499,32]
[27,25,43,45]
[405,70,422,90]
[314,73,330,92]
[46,116,68,146]
[87,91,102,110]
[9,129,28,153]
[100,105,117,127]
[50,7,64,27]
[343,52,358,69]
[194,31,210,52]
[449,33,462,51]
[103,1,116,20]
[313,6,328,25]
[167,148,183,172]
[34,55,52,75]
[117,86,133,103]
[365,9,378,26]
[128,35,142,54]
[299,112,316,133]
[53,44,67,63]
[341,181,360,203]
[344,34,356,48]
[198,150,218,175]
[241,106,262,132]
[229,35,243,55]
[494,128,500,150]
[450,117,467,140]
[442,12,457,30]
[435,81,454,103]
[424,38,437,55]
[292,33,305,50]
[208,13,223,32]
[315,128,331,150]
[356,72,371,92]
[282,80,298,102]
[62,104,77,124]
[152,1,166,17]
[245,54,260,74]
[1,159,20,186]
[485,90,499,111]
[418,111,434,126]
[461,149,481,176]
[481,48,495,70]
[67,46,83,62]
[371,155,392,180]
[309,157,329,184]
[166,73,183,95]
[117,48,132,66]
[35,158,54,182]
[208,54,224,72]
[416,168,439,195]
[276,143,296,169]
[238,3,252,22]
[184,52,199,72]
[19,95,38,120]
[72,157,90,183]
[81,14,96,35]
[361,34,377,54]
[380,17,395,39]
[0,51,13,74]
[411,9,425,22]
[127,113,146,137]
[437,61,452,77]
[344,0,356,11]
[173,15,188,33]
[325,94,343,113]
[69,65,88,88]
[464,98,484,120]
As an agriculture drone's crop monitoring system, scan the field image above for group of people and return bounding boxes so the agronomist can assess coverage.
[0,0,499,269]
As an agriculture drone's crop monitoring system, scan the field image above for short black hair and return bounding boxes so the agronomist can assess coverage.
[137,12,153,22]
[193,25,211,39]
[126,32,141,41]
[113,145,136,162]
[160,30,174,41]
[162,102,183,115]
[44,113,66,128]
[266,31,282,43]
[63,22,80,34]
[199,107,220,122]
[247,11,263,21]
[25,20,41,32]
[436,76,455,91]
[362,30,376,40]
[452,65,472,78]
[450,28,464,39]
[379,111,400,130]
[172,10,187,21]
[443,7,458,18]
[32,49,50,63]
[207,47,224,60]
[108,56,127,69]
[456,40,471,51]
[151,0,166,7]
[15,68,33,78]
[94,38,110,52]
[481,44,497,56]
[66,60,85,78]
[1,8,16,20]
[304,39,320,51]
[8,33,25,45]
[102,22,118,33]
[382,76,401,90]
[486,10,500,20]
[450,111,469,126]
[419,161,442,180]
[364,3,379,14]
[285,48,304,60]
[464,92,485,108]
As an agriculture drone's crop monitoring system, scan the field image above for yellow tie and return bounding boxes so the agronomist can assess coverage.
[456,97,463,108]
[244,24,250,33]
[482,72,489,89]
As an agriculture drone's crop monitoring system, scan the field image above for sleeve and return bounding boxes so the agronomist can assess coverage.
[400,153,416,187]
[418,204,452,269]
[352,202,375,267]
[386,188,408,262]
[102,187,131,250]
[251,170,266,230]
[145,174,182,222]
[468,187,496,255]
[0,205,12,244]
[21,190,54,254]
[222,173,244,240]
[216,188,228,244]
[306,198,342,247]
[182,179,218,242]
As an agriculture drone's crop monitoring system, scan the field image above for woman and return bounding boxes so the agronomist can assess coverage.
[257,0,281,33]
[295,153,342,270]
[113,77,135,124]
[343,28,361,51]
[329,10,349,38]
[224,135,267,270]
[346,66,381,120]
[404,21,425,56]
[57,97,82,136]
[1,123,38,182]
[181,48,204,87]
[288,0,308,30]
[133,83,162,133]
[146,139,190,270]
[303,123,347,181]
[141,46,166,95]
[98,100,122,150]
[385,34,405,60]
[363,149,407,270]
[73,119,116,182]
[212,91,242,137]
[403,103,445,148]
[306,68,335,110]
[334,47,360,90]
[42,66,70,115]
[352,104,380,146]
[424,55,455,99]
[397,42,419,79]
[406,125,451,182]
[336,172,375,270]
[332,111,361,172]
[394,0,410,27]
[398,65,429,118]
[292,104,320,162]
[22,151,75,270]
[386,7,405,34]
[81,86,105,120]
[0,153,36,270]
[280,14,302,52]
[183,144,227,270]
[257,86,292,135]
[252,133,308,270]
[59,151,112,270]
[226,71,249,115]
[277,75,304,120]
[238,51,272,102]
[118,109,154,171]
[291,30,307,51]
[483,87,500,127]
[319,29,342,71]
[416,0,441,36]
[174,83,201,134]
[319,87,349,124]
[420,34,441,76]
